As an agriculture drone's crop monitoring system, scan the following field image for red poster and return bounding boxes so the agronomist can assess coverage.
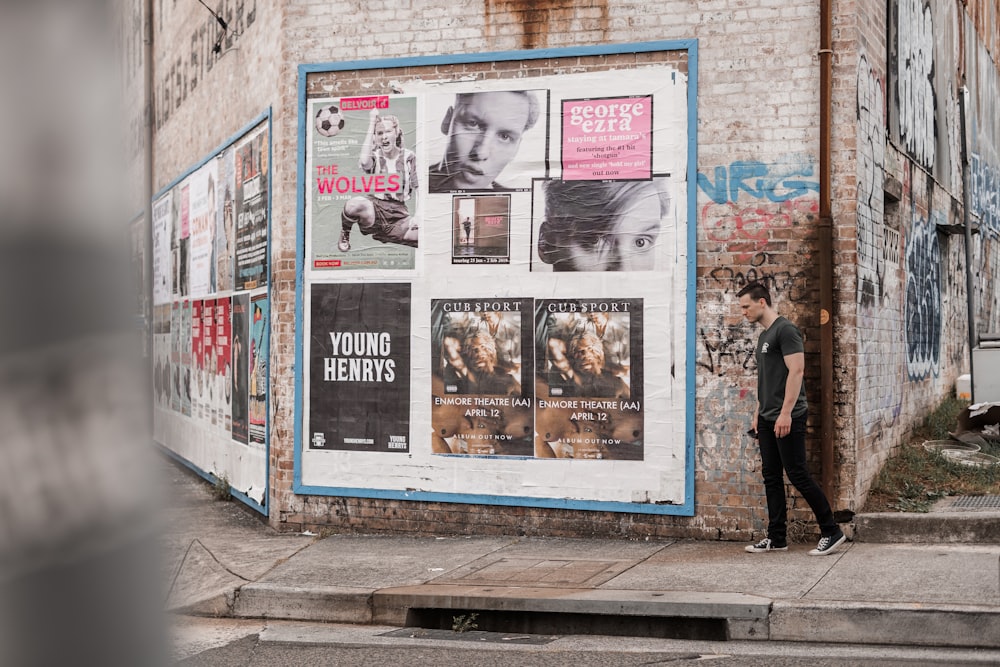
[216,297,232,431]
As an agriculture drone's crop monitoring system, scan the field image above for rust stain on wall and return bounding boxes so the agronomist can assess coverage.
[485,0,609,51]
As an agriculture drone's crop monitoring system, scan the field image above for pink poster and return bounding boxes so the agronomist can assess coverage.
[561,96,653,181]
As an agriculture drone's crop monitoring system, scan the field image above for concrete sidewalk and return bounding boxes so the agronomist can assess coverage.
[162,459,1000,650]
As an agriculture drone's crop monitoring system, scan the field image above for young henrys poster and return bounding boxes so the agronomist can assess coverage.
[309,283,411,452]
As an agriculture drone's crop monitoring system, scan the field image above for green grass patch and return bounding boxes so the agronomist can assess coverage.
[863,396,1000,513]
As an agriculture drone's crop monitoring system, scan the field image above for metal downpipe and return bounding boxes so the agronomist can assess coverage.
[818,0,836,503]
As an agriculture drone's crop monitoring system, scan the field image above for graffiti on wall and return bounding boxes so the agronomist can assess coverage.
[698,312,757,377]
[904,214,942,380]
[894,0,936,171]
[857,54,887,308]
[697,159,820,205]
[709,252,811,304]
[699,157,820,262]
[856,53,904,433]
[971,153,1000,238]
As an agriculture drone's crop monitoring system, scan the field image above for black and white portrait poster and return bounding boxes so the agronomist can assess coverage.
[430,298,534,457]
[534,298,644,460]
[309,283,411,452]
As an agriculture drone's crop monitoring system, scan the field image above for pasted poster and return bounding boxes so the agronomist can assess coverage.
[152,191,172,305]
[309,283,411,452]
[248,294,268,446]
[153,304,171,410]
[534,299,644,460]
[231,293,249,444]
[170,301,181,412]
[191,300,204,420]
[178,183,190,297]
[216,148,236,294]
[425,89,548,193]
[180,299,192,417]
[235,127,268,290]
[430,298,534,456]
[202,298,216,426]
[450,195,511,265]
[561,96,653,181]
[189,161,217,298]
[530,175,673,273]
[309,96,418,271]
[216,297,232,431]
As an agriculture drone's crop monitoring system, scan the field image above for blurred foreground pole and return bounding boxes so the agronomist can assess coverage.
[0,2,165,665]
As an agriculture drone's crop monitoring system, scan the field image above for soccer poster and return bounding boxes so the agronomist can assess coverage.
[189,161,217,298]
[215,297,232,431]
[308,95,418,271]
[215,148,236,294]
[534,299,644,460]
[152,192,172,305]
[309,283,411,452]
[248,294,269,446]
[231,293,250,444]
[561,96,653,181]
[430,298,534,457]
[235,126,269,291]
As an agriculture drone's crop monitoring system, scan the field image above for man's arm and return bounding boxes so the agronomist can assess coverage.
[775,351,804,437]
[357,109,379,172]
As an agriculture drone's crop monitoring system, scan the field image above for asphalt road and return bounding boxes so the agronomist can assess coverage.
[172,617,1000,666]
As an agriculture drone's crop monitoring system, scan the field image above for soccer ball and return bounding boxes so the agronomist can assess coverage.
[315,104,345,137]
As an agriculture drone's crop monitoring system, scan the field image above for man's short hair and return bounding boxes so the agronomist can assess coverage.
[453,91,541,132]
[736,281,772,306]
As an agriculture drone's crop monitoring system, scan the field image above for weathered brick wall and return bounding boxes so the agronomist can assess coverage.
[272,0,829,540]
[134,0,995,540]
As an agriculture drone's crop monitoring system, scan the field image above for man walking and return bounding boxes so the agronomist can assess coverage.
[737,282,846,556]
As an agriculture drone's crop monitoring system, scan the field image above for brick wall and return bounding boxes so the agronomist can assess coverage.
[133,0,994,540]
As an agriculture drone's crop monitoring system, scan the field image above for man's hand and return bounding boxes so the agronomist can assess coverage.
[775,413,792,438]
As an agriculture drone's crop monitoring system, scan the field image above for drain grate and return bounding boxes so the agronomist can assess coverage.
[949,495,1000,509]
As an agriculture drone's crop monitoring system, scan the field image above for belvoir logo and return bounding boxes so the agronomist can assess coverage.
[761,343,770,354]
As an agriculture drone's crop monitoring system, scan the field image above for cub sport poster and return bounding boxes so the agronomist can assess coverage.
[430,298,534,457]
[534,298,644,460]
[309,283,411,452]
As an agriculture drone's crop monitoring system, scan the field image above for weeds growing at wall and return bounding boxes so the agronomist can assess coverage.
[864,396,1000,512]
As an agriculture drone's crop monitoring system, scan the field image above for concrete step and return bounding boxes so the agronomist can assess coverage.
[853,510,1000,543]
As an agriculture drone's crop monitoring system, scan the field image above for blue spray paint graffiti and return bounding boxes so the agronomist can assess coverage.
[697,159,820,204]
[904,214,941,380]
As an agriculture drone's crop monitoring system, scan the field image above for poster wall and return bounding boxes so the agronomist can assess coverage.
[151,115,271,512]
[299,45,694,513]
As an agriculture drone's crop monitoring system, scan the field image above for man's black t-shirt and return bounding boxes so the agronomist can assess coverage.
[755,316,807,421]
